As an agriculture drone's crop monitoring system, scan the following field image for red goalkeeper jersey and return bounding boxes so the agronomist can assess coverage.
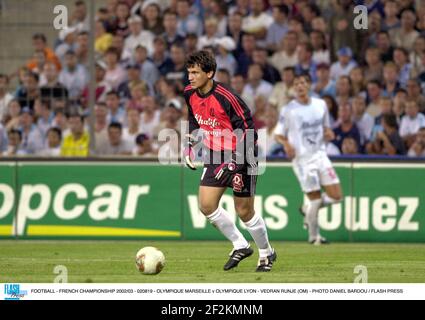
[184,81,257,152]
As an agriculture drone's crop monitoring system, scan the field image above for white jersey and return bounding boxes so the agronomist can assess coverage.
[274,97,330,161]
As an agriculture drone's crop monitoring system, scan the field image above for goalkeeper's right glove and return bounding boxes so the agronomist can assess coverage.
[183,139,196,170]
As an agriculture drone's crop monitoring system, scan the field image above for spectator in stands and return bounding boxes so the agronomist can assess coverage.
[215,68,231,86]
[162,9,185,49]
[176,0,202,36]
[51,109,68,139]
[399,100,425,148]
[15,72,39,110]
[258,106,281,157]
[70,0,90,32]
[367,113,406,155]
[330,47,357,81]
[390,8,420,52]
[310,30,330,65]
[370,96,394,139]
[364,47,384,83]
[184,33,198,56]
[252,95,267,129]
[269,66,295,110]
[4,99,21,131]
[117,63,146,101]
[365,80,383,117]
[235,33,256,77]
[269,31,299,73]
[133,133,156,157]
[123,15,154,58]
[140,95,160,138]
[58,50,88,102]
[38,127,61,156]
[113,1,131,38]
[0,74,13,122]
[81,61,111,107]
[382,0,400,31]
[226,11,245,57]
[322,95,339,128]
[93,102,109,155]
[382,61,401,97]
[141,1,164,35]
[3,129,26,156]
[313,63,336,98]
[242,64,273,100]
[99,122,133,155]
[34,99,53,139]
[123,108,142,149]
[151,36,173,76]
[230,73,254,112]
[95,20,113,55]
[60,113,89,157]
[104,48,126,90]
[132,45,159,94]
[153,99,182,140]
[349,66,366,97]
[39,62,69,102]
[335,75,353,105]
[406,78,425,113]
[377,31,395,63]
[352,95,374,146]
[164,43,187,90]
[329,0,362,58]
[407,127,425,157]
[266,4,289,52]
[56,27,78,63]
[341,137,359,155]
[252,47,280,84]
[332,102,361,152]
[198,17,220,50]
[105,90,125,125]
[75,31,89,66]
[393,47,413,88]
[27,33,61,72]
[18,107,44,154]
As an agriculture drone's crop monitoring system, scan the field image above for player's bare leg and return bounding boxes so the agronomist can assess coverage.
[322,183,343,206]
[234,196,276,272]
[199,186,252,270]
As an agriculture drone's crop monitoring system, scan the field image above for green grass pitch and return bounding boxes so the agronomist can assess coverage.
[1,241,425,283]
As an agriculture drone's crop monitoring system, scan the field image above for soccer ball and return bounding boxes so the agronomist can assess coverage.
[135,246,165,275]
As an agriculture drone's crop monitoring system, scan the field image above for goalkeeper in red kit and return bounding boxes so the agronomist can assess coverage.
[183,51,276,272]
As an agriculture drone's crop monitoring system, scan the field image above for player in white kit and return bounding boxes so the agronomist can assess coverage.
[274,74,343,245]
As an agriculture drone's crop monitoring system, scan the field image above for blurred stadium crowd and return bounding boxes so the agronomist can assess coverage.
[0,0,424,158]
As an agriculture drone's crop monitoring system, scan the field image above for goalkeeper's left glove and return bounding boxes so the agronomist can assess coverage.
[213,152,245,185]
[183,137,196,170]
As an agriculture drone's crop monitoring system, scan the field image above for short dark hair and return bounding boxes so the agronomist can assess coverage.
[382,113,398,129]
[294,73,312,83]
[32,33,47,43]
[47,127,62,140]
[8,128,22,140]
[108,122,122,131]
[186,50,217,77]
[106,90,119,98]
[0,73,9,82]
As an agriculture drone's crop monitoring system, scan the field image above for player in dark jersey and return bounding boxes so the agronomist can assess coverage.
[183,51,276,272]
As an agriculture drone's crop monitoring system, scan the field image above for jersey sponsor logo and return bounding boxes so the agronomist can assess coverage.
[195,114,220,128]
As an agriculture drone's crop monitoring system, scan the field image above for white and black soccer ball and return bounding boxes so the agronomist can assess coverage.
[135,246,165,275]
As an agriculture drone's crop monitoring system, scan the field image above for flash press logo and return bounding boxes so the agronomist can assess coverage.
[4,284,28,300]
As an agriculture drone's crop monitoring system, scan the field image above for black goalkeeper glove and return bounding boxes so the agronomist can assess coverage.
[213,152,245,185]
[183,136,196,170]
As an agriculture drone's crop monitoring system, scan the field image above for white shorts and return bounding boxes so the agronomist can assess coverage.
[293,154,340,193]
